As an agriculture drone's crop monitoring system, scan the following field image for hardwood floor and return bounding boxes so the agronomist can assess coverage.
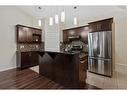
[0,68,100,89]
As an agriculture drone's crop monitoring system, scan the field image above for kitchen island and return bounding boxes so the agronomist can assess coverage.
[38,51,87,88]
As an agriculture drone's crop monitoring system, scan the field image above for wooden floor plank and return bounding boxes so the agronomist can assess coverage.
[0,68,101,89]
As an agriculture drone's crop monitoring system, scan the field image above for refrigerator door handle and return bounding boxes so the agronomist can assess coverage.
[88,57,111,61]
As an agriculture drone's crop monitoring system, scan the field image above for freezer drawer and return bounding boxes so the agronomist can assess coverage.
[88,58,112,77]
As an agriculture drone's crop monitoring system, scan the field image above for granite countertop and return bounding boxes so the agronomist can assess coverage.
[38,50,81,55]
[16,49,44,52]
[17,49,87,56]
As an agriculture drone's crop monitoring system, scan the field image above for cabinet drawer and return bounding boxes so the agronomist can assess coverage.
[30,51,39,66]
[21,52,31,68]
[17,51,39,69]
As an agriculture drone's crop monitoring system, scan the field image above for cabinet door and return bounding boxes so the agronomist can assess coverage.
[18,27,27,43]
[89,23,97,32]
[101,20,112,31]
[27,28,33,42]
[80,26,90,44]
[21,52,30,68]
[79,58,87,86]
[63,31,69,43]
[30,51,39,66]
[20,52,39,69]
[89,18,113,32]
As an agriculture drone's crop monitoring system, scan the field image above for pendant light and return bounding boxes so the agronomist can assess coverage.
[73,6,78,25]
[49,17,53,26]
[74,17,77,25]
[61,11,65,22]
[37,7,42,27]
[55,14,59,24]
[38,19,42,26]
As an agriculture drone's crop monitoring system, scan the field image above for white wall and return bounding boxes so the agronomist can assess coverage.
[0,6,37,71]
[44,18,60,52]
[115,16,127,66]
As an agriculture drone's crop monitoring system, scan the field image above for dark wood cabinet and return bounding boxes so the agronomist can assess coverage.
[63,18,113,43]
[27,28,33,42]
[16,25,42,69]
[17,51,39,69]
[16,24,42,43]
[79,55,88,86]
[88,18,113,32]
[30,51,39,66]
[80,26,90,44]
[32,34,42,43]
[17,26,27,43]
[63,30,69,43]
[20,52,30,68]
[63,25,90,44]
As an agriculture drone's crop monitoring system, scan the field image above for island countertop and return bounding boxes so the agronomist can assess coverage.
[37,50,80,55]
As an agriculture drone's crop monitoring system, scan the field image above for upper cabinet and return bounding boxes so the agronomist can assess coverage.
[17,26,28,43]
[62,18,113,44]
[16,25,42,43]
[63,25,90,44]
[63,30,69,44]
[88,18,113,32]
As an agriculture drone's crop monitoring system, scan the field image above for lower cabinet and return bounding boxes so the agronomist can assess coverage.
[17,51,39,69]
[79,56,88,86]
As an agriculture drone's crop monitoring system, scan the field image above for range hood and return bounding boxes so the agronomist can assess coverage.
[68,35,80,41]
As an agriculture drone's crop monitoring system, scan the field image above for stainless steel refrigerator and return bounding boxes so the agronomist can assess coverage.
[88,31,112,77]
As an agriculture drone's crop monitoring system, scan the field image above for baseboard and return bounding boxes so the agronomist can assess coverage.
[0,66,16,72]
[115,63,127,67]
[115,63,127,72]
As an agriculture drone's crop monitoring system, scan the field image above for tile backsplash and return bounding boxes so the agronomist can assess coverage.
[17,43,44,51]
[60,41,88,52]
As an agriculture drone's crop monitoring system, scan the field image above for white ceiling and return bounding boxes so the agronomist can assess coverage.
[18,6,127,25]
